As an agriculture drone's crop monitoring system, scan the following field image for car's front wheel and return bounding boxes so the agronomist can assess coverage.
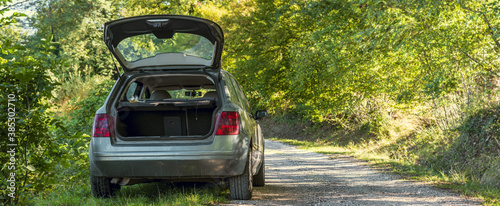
[229,158,253,200]
[91,173,120,198]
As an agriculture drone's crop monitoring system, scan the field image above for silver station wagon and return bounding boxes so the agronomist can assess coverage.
[89,15,267,200]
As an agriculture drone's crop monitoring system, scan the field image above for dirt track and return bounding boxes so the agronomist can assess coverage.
[229,140,481,205]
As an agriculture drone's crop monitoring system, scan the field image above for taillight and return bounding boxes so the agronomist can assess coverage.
[216,111,240,135]
[92,114,115,137]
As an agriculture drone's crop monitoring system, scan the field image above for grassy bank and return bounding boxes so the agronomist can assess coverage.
[263,103,500,205]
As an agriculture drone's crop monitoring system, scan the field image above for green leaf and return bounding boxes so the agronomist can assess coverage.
[26,165,36,172]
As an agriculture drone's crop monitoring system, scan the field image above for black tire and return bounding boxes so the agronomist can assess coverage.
[253,159,265,187]
[91,173,120,198]
[229,158,253,200]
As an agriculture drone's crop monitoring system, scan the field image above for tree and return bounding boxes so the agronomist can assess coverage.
[30,0,120,76]
[221,0,500,122]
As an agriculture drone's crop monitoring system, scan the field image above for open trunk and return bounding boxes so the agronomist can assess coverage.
[113,74,219,138]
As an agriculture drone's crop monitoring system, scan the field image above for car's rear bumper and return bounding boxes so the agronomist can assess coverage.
[89,135,249,178]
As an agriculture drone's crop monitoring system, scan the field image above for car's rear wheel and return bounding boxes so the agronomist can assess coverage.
[229,157,253,200]
[91,173,120,198]
[253,158,265,187]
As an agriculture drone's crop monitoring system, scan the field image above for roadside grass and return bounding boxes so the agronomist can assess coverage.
[31,181,229,205]
[269,136,500,205]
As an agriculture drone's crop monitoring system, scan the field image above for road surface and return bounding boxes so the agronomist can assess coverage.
[229,140,481,205]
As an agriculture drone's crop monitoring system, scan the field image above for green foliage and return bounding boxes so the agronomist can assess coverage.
[55,77,113,136]
[30,0,120,76]
[0,2,114,203]
[48,76,113,188]
[52,71,108,105]
[0,29,65,204]
[120,0,200,16]
[222,0,500,124]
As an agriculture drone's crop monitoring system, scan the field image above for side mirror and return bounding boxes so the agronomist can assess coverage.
[255,110,268,120]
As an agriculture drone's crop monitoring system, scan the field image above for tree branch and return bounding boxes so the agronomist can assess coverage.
[461,4,500,50]
[458,47,500,78]
[0,0,30,13]
[459,49,482,66]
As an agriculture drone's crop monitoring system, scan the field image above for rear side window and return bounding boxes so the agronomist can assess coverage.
[223,75,241,107]
[223,73,250,111]
[230,77,250,111]
[125,82,139,100]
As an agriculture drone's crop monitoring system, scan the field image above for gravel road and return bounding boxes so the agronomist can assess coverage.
[229,139,481,206]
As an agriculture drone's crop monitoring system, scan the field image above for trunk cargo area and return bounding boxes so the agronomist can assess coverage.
[115,100,216,137]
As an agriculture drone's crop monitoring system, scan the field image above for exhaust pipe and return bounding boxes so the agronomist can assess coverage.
[110,177,131,186]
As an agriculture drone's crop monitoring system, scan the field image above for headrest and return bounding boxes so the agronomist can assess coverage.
[203,91,217,98]
[151,90,172,100]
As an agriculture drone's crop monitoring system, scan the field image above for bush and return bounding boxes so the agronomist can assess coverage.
[0,35,68,204]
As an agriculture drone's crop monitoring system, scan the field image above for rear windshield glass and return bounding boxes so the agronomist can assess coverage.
[167,88,216,99]
[117,33,215,63]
